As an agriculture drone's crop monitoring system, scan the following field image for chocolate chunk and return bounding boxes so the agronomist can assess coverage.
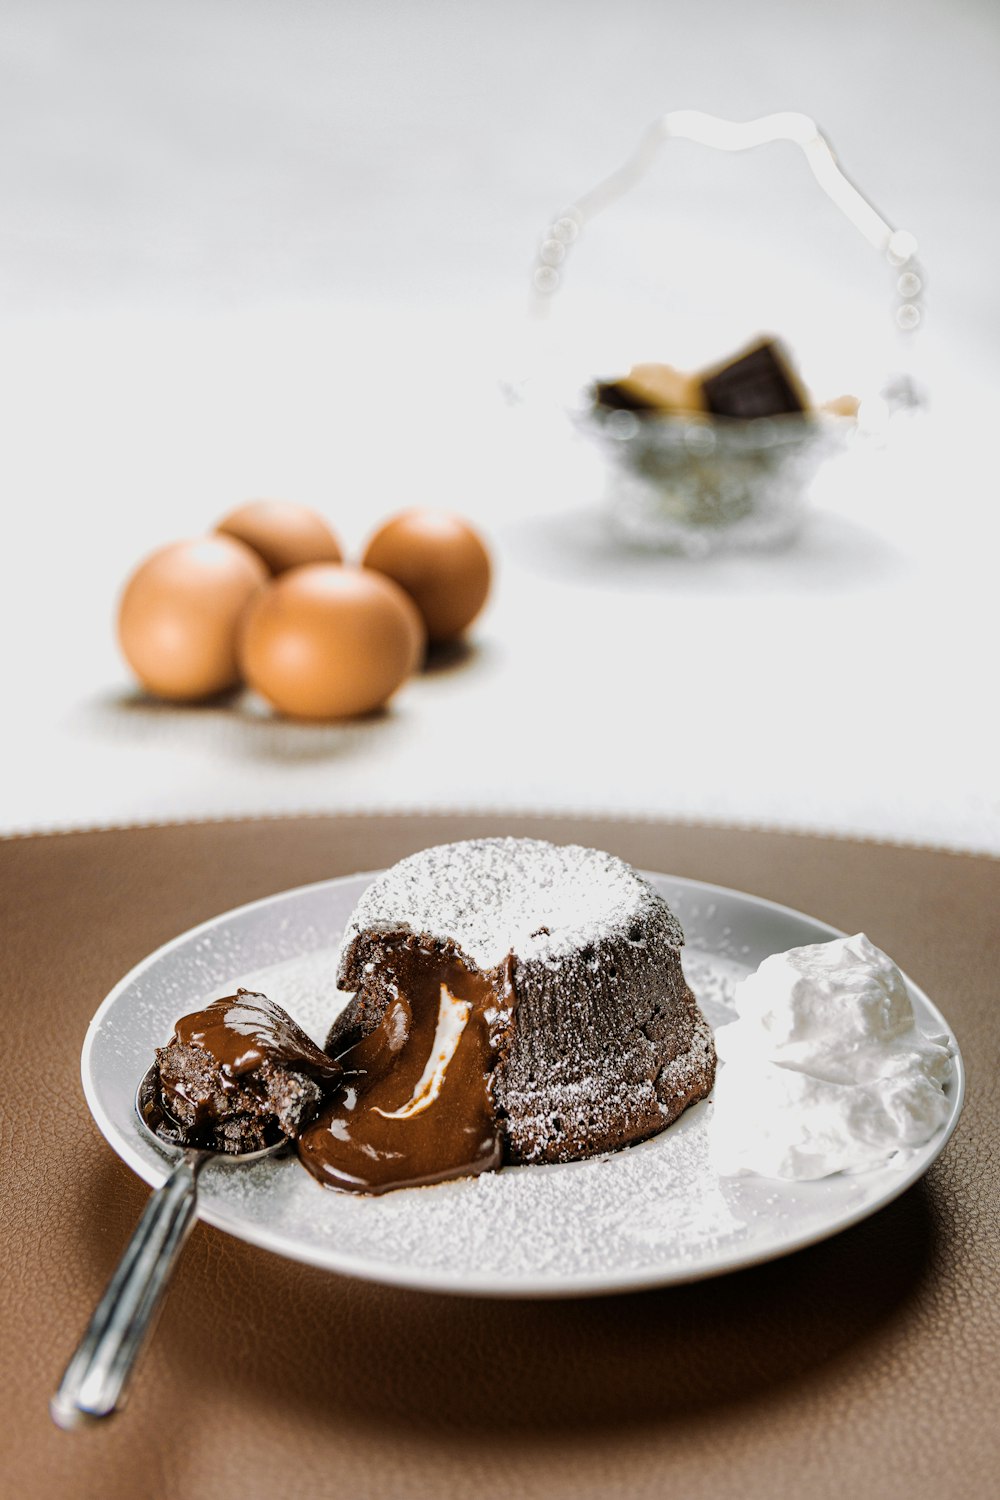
[699,338,807,419]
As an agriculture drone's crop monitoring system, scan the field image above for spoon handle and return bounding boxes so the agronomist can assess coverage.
[50,1153,203,1428]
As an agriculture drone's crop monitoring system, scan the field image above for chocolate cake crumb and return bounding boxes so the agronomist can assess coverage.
[147,989,337,1155]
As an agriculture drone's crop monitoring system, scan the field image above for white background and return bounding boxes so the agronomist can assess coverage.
[3,0,998,850]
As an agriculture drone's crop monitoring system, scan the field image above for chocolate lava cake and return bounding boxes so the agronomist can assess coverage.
[297,838,716,1193]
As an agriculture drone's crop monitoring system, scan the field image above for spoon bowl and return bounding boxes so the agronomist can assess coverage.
[134,1061,290,1163]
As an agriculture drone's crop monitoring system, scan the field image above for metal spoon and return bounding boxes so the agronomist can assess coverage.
[50,1063,285,1429]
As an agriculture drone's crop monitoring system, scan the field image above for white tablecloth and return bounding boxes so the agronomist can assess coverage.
[3,0,998,852]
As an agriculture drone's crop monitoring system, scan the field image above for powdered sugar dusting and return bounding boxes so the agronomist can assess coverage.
[199,1098,748,1284]
[339,837,683,973]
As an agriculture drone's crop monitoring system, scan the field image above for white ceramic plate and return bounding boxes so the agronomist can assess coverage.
[81,871,964,1299]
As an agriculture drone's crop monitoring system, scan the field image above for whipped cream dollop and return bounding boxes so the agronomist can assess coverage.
[709,933,953,1180]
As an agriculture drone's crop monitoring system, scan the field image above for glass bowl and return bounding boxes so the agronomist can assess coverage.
[583,404,849,555]
[527,110,923,557]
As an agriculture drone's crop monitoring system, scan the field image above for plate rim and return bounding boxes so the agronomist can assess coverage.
[80,868,967,1299]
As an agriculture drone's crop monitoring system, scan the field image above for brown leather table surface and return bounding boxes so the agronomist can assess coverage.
[2,813,997,1500]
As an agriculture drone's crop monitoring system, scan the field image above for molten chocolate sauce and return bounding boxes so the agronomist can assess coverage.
[298,942,516,1194]
[172,989,340,1081]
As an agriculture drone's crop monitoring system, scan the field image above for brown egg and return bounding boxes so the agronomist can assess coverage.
[239,564,425,720]
[117,536,267,701]
[216,499,342,575]
[361,509,491,642]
